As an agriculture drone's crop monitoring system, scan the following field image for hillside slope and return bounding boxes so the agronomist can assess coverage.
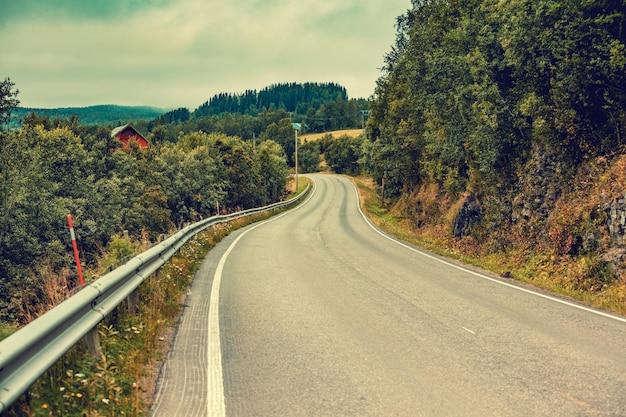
[12,104,165,126]
[362,0,626,313]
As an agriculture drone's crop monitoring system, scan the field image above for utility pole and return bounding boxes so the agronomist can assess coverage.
[360,110,369,129]
[292,123,301,192]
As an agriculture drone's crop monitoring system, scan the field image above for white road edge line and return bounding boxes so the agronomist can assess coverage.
[350,180,626,324]
[462,327,476,335]
[207,179,317,416]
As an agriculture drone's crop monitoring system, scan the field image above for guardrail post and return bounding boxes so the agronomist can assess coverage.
[83,326,101,358]
[127,289,139,314]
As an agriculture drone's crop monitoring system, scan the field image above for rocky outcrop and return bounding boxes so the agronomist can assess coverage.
[604,194,626,246]
[453,198,481,238]
[603,194,626,274]
[511,147,562,227]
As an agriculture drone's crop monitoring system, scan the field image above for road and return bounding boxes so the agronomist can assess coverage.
[151,174,626,417]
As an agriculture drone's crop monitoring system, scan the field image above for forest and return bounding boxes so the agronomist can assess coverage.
[193,82,351,117]
[366,0,625,197]
[138,83,367,169]
[324,0,626,301]
[0,78,297,323]
[144,82,368,144]
[11,105,165,127]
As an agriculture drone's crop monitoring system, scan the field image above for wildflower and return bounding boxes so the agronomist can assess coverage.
[76,393,83,398]
[42,404,49,409]
[59,387,65,392]
[102,398,110,405]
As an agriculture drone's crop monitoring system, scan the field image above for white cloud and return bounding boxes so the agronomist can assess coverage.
[0,0,410,108]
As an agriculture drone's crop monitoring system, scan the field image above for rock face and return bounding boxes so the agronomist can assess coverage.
[602,194,626,278]
[604,194,626,246]
[453,198,481,238]
[511,147,562,230]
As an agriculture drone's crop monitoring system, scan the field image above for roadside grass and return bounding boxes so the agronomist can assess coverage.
[288,174,310,195]
[0,322,17,342]
[351,176,626,317]
[294,176,309,195]
[354,177,454,258]
[5,183,312,417]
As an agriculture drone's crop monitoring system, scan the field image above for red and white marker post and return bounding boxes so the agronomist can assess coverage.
[67,214,85,286]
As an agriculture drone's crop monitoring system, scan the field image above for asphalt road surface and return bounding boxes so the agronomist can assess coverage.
[151,174,626,417]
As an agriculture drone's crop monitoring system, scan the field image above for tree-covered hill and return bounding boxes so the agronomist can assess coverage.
[142,82,369,158]
[149,82,368,135]
[12,104,166,126]
[193,82,349,117]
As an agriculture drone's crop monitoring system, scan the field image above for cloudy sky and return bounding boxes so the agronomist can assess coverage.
[0,0,410,109]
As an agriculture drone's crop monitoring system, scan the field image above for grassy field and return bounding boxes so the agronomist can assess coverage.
[300,129,364,142]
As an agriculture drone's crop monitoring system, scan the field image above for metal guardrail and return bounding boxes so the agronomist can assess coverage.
[0,185,309,413]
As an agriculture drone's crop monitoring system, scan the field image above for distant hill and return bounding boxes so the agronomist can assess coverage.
[192,82,350,118]
[11,104,166,126]
[150,82,368,134]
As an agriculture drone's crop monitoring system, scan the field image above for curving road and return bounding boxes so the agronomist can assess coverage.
[151,174,626,417]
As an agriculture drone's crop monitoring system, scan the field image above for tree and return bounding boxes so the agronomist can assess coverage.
[218,139,262,209]
[124,185,172,238]
[495,0,626,157]
[0,125,92,263]
[156,141,226,225]
[259,118,296,166]
[298,140,321,173]
[256,140,289,202]
[0,77,22,257]
[0,77,19,128]
[325,135,363,176]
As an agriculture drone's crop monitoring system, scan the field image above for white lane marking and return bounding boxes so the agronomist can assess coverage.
[207,180,317,416]
[349,179,626,324]
[462,327,476,335]
[150,361,168,415]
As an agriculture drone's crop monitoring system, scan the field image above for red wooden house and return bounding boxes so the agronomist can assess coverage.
[111,124,149,149]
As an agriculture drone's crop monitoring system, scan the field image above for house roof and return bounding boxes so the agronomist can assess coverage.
[111,124,149,148]
[111,124,139,138]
